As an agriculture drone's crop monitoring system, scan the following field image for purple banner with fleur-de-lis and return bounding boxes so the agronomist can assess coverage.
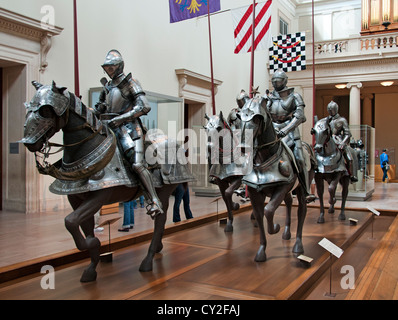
[169,0,221,23]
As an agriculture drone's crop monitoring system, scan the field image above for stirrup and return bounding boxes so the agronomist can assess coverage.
[350,176,358,183]
[145,202,164,220]
[305,194,316,203]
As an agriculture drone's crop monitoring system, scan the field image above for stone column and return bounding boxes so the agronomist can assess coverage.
[361,93,374,127]
[347,82,363,126]
[302,86,314,145]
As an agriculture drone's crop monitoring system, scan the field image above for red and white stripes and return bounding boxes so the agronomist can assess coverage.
[232,1,272,54]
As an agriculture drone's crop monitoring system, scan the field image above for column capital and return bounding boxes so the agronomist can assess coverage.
[347,82,363,89]
[361,93,374,100]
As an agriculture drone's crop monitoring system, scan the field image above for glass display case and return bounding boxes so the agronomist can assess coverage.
[337,124,375,201]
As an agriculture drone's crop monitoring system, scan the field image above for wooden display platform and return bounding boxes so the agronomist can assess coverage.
[100,203,119,215]
[0,207,374,300]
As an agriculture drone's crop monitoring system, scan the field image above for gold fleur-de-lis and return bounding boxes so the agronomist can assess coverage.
[188,0,202,13]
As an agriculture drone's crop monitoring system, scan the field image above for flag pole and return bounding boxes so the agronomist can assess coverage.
[249,0,256,97]
[73,0,80,98]
[312,0,316,144]
[207,1,216,115]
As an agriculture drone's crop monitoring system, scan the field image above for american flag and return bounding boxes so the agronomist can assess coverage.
[269,32,306,73]
[231,1,272,54]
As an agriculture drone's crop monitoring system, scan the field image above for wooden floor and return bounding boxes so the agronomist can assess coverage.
[0,182,397,300]
[0,205,393,300]
[345,215,398,300]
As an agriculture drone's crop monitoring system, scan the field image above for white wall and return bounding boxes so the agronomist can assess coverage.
[2,0,373,210]
[1,0,282,114]
[2,0,363,109]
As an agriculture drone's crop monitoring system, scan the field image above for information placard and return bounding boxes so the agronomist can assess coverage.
[318,238,343,258]
[366,205,380,216]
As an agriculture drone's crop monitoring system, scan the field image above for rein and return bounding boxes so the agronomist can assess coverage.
[254,115,281,150]
[255,137,280,150]
[34,93,110,180]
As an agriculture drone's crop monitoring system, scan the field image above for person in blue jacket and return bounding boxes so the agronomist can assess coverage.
[380,149,389,182]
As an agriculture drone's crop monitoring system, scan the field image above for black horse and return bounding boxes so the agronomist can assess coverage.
[20,81,195,282]
[311,117,349,223]
[203,111,245,232]
[204,111,295,240]
[239,95,308,262]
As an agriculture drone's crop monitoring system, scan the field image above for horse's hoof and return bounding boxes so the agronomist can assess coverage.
[328,208,335,214]
[232,202,240,211]
[254,249,267,262]
[292,241,304,254]
[139,257,153,272]
[338,213,346,221]
[224,224,233,233]
[80,268,97,282]
[282,228,291,240]
[317,217,325,224]
[268,223,280,235]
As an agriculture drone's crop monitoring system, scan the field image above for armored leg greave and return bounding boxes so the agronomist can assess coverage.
[343,150,358,182]
[132,162,163,219]
[126,137,163,219]
[294,142,316,203]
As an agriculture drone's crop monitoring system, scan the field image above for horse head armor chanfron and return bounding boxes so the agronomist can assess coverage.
[19,81,69,146]
[20,81,116,182]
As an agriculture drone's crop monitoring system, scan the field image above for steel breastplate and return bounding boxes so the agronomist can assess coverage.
[105,86,131,114]
[268,95,295,123]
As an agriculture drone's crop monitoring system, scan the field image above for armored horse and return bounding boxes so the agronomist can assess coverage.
[203,111,244,232]
[311,117,350,223]
[204,111,295,240]
[239,95,308,262]
[20,81,195,282]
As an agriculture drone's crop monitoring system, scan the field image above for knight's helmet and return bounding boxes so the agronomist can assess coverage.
[236,90,250,109]
[271,70,288,91]
[327,101,339,117]
[102,49,124,79]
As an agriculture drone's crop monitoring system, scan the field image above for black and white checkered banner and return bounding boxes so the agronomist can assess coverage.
[269,32,306,73]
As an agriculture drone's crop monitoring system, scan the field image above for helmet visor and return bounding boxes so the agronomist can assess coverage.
[102,65,118,79]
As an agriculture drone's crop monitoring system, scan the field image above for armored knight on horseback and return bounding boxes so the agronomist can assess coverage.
[95,50,163,217]
[326,101,358,182]
[227,90,250,130]
[264,70,315,203]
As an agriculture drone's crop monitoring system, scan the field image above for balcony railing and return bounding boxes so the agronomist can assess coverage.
[309,32,398,63]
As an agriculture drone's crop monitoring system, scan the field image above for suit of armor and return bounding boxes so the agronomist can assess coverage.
[227,90,249,130]
[327,101,358,182]
[96,50,163,217]
[265,70,314,201]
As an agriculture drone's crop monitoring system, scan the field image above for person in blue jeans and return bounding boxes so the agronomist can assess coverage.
[133,195,145,209]
[380,149,389,182]
[119,200,135,232]
[173,184,193,222]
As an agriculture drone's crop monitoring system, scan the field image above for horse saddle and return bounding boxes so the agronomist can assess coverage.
[315,150,346,173]
[242,142,295,191]
[49,135,195,195]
